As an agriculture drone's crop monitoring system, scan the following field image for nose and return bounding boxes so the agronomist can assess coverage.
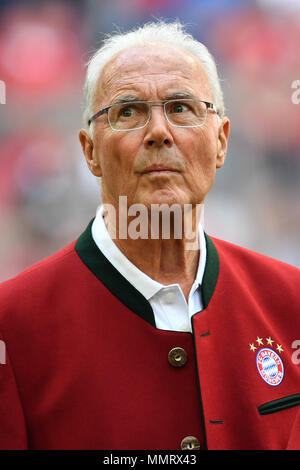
[143,105,174,148]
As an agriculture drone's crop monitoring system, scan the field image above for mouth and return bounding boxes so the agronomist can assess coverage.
[141,164,179,175]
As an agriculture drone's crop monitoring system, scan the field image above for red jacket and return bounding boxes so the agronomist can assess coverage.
[0,219,299,450]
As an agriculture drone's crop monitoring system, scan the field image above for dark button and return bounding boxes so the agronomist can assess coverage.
[168,347,187,367]
[181,436,201,450]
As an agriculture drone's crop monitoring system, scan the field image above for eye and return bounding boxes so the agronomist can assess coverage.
[170,101,189,113]
[120,105,136,117]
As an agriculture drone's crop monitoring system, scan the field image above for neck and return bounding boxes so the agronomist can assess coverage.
[102,201,202,300]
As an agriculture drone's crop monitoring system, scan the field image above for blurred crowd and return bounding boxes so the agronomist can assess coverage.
[0,0,299,282]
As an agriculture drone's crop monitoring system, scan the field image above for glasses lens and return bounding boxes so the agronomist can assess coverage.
[108,102,150,130]
[165,100,207,127]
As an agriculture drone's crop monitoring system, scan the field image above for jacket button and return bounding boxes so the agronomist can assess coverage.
[168,347,187,367]
[181,436,201,450]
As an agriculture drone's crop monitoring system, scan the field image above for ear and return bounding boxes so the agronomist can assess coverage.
[78,129,102,177]
[216,117,230,169]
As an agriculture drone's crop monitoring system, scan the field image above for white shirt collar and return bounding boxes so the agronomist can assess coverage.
[91,205,207,300]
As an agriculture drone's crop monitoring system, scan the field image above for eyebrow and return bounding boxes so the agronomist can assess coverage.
[164,92,196,100]
[113,92,197,104]
[113,95,141,104]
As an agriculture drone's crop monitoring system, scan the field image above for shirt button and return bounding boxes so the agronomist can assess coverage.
[164,291,175,304]
[181,436,201,450]
[168,347,187,367]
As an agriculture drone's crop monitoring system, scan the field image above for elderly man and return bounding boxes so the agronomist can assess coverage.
[0,21,300,451]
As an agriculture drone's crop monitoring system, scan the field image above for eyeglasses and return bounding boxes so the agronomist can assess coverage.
[88,99,217,131]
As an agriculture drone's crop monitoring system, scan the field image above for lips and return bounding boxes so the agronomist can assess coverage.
[142,164,178,174]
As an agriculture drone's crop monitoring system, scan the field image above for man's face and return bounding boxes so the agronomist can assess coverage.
[80,43,230,209]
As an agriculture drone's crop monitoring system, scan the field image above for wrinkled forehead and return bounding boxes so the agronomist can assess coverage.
[96,42,213,103]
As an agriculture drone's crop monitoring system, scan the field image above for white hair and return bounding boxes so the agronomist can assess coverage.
[83,20,225,130]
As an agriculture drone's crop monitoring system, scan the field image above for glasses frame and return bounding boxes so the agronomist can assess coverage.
[88,99,217,131]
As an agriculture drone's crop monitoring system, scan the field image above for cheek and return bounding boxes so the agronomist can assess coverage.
[97,132,128,170]
[116,134,142,167]
[97,133,141,190]
[183,130,218,177]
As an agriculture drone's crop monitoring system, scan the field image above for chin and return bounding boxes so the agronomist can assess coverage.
[143,190,186,208]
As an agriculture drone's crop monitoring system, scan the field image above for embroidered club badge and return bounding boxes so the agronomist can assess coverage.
[256,348,284,386]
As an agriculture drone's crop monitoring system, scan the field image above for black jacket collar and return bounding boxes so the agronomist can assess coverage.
[75,219,219,328]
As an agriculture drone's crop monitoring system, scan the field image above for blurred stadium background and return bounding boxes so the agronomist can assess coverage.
[0,0,299,282]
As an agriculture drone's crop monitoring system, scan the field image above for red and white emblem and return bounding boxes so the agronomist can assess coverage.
[256,348,284,386]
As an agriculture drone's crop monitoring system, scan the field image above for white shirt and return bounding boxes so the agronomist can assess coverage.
[91,206,207,333]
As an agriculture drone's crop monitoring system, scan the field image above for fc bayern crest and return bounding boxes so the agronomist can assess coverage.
[256,348,284,386]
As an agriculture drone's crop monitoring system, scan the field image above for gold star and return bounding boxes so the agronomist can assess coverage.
[256,336,263,346]
[249,343,257,352]
[276,344,284,353]
[266,337,274,346]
